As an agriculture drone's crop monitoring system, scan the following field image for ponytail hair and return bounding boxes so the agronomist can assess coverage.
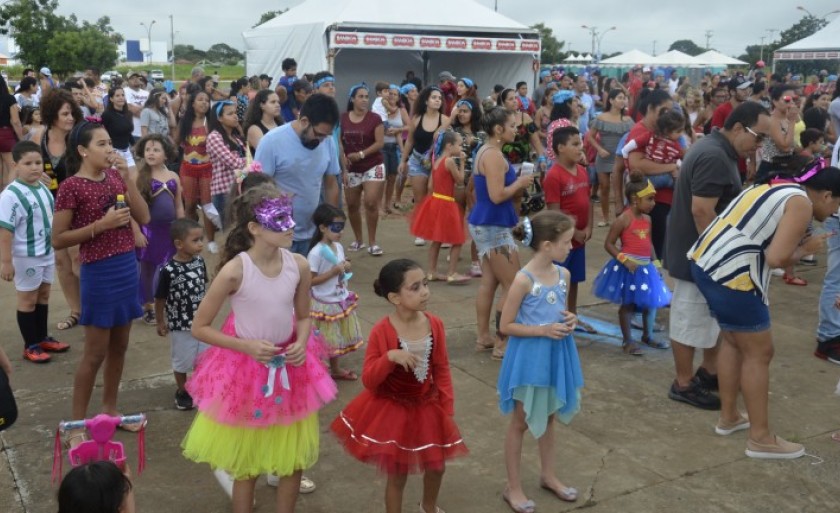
[512,210,574,250]
[373,259,422,300]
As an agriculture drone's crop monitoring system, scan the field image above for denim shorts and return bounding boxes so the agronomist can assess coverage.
[407,150,431,178]
[382,143,399,176]
[468,224,517,260]
[691,262,770,332]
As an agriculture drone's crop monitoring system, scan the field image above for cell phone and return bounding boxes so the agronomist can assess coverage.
[452,157,461,167]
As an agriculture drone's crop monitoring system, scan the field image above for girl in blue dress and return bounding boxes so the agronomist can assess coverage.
[497,210,584,513]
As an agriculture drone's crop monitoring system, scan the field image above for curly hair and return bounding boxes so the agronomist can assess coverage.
[40,89,83,129]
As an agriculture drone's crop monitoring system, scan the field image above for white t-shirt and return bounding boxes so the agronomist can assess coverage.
[124,87,149,138]
[307,241,349,303]
[0,180,55,257]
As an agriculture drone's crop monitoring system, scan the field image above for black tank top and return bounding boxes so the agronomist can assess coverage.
[41,130,67,194]
[413,113,442,154]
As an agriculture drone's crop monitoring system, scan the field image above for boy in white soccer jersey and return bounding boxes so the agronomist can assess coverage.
[0,141,69,363]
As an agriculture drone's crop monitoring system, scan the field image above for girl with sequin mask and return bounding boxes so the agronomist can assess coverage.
[498,210,582,512]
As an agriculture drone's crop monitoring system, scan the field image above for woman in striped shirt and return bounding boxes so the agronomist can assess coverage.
[689,156,840,460]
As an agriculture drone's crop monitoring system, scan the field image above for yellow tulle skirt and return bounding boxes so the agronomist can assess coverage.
[182,412,320,479]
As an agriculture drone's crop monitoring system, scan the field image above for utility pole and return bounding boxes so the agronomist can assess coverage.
[141,20,156,64]
[169,14,175,80]
[652,40,657,56]
[760,36,766,62]
[704,30,712,49]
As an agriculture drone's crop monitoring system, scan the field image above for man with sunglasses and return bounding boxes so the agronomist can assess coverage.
[255,93,341,255]
[664,102,771,411]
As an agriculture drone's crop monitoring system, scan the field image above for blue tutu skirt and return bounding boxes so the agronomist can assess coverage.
[497,335,584,438]
[592,259,672,309]
[80,251,143,328]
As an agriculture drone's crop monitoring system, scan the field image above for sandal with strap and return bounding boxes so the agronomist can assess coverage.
[623,341,644,356]
[540,479,579,502]
[783,273,807,286]
[56,313,80,331]
[446,273,471,285]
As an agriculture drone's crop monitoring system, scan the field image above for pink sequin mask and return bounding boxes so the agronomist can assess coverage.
[254,196,295,232]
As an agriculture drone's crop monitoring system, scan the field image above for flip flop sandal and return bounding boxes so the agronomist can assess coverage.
[331,369,359,381]
[348,241,367,252]
[623,342,644,356]
[641,336,670,349]
[446,273,471,285]
[783,274,807,286]
[56,313,80,331]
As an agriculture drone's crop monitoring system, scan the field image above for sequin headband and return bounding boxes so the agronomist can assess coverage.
[254,196,295,232]
[521,216,534,247]
[313,75,335,89]
[794,157,826,183]
[461,77,474,88]
[636,180,656,198]
[348,82,368,98]
[213,100,234,118]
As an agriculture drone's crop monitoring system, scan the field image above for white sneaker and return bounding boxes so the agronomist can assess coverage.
[208,241,219,254]
[414,237,426,246]
[267,474,316,494]
[202,203,223,230]
[213,469,234,498]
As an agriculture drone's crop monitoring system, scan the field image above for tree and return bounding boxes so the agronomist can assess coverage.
[738,14,830,71]
[530,23,564,65]
[0,0,75,66]
[253,9,288,28]
[79,16,124,45]
[206,43,244,65]
[668,39,706,56]
[46,29,118,75]
[173,44,206,63]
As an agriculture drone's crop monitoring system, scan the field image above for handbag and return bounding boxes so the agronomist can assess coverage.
[0,367,17,432]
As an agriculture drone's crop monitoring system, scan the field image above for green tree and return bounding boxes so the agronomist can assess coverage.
[46,28,118,76]
[530,23,564,65]
[79,16,124,45]
[253,9,288,28]
[668,39,706,56]
[0,0,74,66]
[739,15,830,69]
[173,44,206,63]
[206,43,244,65]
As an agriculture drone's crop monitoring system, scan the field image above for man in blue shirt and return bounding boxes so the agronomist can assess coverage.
[255,93,341,255]
[278,57,299,122]
[573,73,595,135]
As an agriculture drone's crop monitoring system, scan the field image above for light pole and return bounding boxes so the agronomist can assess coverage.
[760,36,766,62]
[140,20,156,64]
[169,15,175,80]
[581,25,616,63]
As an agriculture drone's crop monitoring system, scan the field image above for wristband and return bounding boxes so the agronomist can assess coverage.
[537,155,546,163]
[91,221,97,240]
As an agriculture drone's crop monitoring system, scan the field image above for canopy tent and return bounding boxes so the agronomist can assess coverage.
[694,50,747,66]
[599,49,656,66]
[242,0,540,99]
[563,53,581,63]
[775,16,840,63]
[651,50,702,66]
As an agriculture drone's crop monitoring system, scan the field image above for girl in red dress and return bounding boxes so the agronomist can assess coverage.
[410,132,470,284]
[331,259,468,513]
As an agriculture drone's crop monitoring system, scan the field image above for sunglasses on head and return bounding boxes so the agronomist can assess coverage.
[328,221,345,233]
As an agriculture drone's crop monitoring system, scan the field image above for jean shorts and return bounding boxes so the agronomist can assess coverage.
[407,150,431,178]
[468,224,517,260]
[691,262,770,332]
[382,143,399,176]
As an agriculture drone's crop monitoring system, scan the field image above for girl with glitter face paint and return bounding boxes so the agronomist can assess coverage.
[183,185,336,513]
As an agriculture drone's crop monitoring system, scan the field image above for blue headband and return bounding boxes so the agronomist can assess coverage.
[313,75,335,89]
[389,83,400,91]
[213,100,234,118]
[539,69,551,78]
[552,90,575,104]
[455,99,473,110]
[461,77,474,88]
[399,83,417,95]
[348,82,368,98]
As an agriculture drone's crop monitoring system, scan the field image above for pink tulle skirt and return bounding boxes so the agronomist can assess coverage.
[186,314,337,428]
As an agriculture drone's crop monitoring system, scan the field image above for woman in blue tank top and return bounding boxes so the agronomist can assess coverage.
[468,107,535,359]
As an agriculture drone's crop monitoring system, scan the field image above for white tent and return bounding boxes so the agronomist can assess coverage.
[599,49,656,66]
[694,50,747,66]
[563,53,580,63]
[581,54,594,62]
[775,16,840,62]
[652,50,702,66]
[242,0,540,98]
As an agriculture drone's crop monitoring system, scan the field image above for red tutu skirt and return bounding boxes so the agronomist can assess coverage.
[410,194,466,245]
[330,387,468,474]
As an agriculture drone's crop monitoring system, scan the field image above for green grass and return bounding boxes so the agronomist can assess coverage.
[1,63,246,83]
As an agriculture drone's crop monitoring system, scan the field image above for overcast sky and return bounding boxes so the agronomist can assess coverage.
[54,0,838,59]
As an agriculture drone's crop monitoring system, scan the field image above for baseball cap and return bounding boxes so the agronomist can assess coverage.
[438,71,455,81]
[39,67,51,76]
[727,76,752,90]
[642,66,651,73]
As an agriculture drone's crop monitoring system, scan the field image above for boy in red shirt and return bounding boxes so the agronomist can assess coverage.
[543,125,594,331]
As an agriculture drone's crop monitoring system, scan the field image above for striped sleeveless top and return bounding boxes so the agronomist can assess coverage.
[688,183,807,304]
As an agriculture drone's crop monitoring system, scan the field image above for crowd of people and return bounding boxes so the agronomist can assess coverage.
[1,56,840,513]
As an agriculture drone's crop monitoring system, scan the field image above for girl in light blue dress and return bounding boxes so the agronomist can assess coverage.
[497,210,584,513]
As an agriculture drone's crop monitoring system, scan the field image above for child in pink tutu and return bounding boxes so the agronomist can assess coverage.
[410,131,471,284]
[183,185,337,513]
[331,259,468,513]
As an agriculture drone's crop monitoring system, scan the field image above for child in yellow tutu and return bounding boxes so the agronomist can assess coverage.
[182,185,337,512]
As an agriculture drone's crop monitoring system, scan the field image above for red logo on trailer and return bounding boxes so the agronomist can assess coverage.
[521,41,540,52]
[393,36,416,47]
[334,33,359,45]
[446,38,467,49]
[420,37,442,48]
[496,40,516,51]
[472,39,492,50]
[364,34,387,46]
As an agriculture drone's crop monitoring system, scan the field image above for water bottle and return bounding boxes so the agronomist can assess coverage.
[115,194,127,210]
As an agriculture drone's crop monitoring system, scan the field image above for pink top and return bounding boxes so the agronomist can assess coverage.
[54,168,133,264]
[231,249,298,344]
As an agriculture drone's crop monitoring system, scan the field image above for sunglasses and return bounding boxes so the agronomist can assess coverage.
[745,126,766,143]
[328,221,345,233]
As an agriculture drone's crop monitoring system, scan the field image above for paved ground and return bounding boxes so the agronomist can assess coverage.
[1,208,839,513]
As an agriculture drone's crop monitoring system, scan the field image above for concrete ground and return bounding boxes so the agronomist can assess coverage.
[1,208,839,513]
